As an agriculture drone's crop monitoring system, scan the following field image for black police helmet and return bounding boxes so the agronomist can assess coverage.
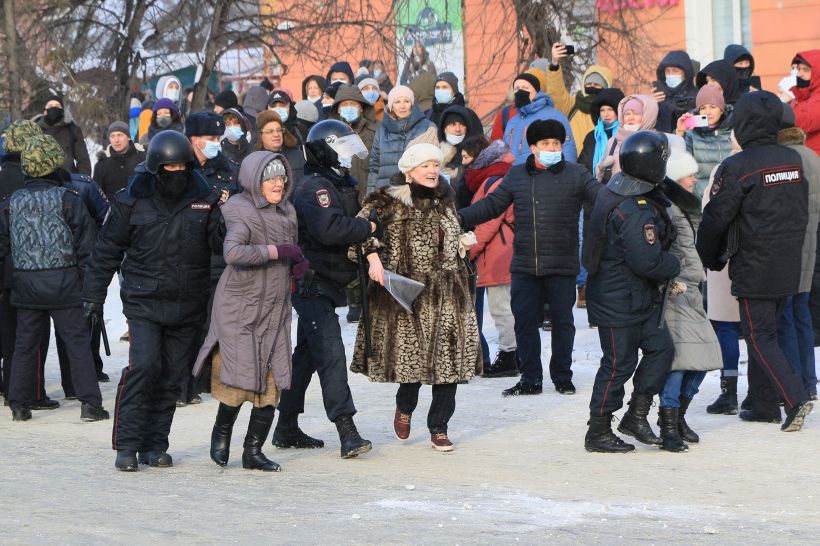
[304,119,355,168]
[619,130,669,185]
[145,130,196,174]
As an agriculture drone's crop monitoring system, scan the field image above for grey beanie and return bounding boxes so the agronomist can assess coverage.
[262,159,287,180]
[108,121,130,137]
[295,100,319,123]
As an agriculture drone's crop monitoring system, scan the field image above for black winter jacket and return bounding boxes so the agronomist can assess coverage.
[93,142,146,198]
[655,51,698,134]
[195,152,241,281]
[37,118,92,175]
[697,92,808,299]
[83,167,223,324]
[59,169,110,227]
[458,155,600,276]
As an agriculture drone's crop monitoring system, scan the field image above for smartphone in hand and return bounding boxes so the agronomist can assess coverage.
[564,44,575,55]
[684,114,709,129]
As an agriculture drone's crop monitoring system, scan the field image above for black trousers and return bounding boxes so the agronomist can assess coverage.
[111,318,199,452]
[9,308,102,410]
[180,281,218,401]
[588,311,674,417]
[56,323,104,396]
[396,383,458,434]
[739,297,808,416]
[0,295,48,401]
[277,294,357,422]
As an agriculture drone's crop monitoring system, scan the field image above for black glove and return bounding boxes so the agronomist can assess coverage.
[369,208,384,239]
[83,301,103,324]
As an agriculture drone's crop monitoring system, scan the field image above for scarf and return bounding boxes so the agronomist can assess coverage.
[592,120,618,174]
[574,91,596,115]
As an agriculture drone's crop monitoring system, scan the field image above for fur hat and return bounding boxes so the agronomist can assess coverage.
[185,112,225,137]
[665,151,699,182]
[526,119,566,145]
[398,143,444,173]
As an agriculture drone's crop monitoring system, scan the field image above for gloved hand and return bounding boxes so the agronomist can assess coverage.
[83,301,103,324]
[369,209,384,239]
[292,256,310,280]
[273,244,304,262]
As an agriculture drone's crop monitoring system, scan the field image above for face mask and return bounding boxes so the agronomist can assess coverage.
[735,67,752,81]
[362,90,380,105]
[157,169,189,199]
[337,155,352,169]
[226,126,244,141]
[791,68,799,77]
[445,133,465,145]
[166,88,180,102]
[307,93,322,102]
[339,106,360,123]
[584,86,602,96]
[45,107,64,125]
[435,89,453,104]
[538,150,562,166]
[373,69,383,78]
[665,75,683,89]
[796,77,810,89]
[622,124,640,132]
[200,140,221,159]
[156,114,173,128]
[331,79,347,85]
[272,107,289,123]
[513,89,532,109]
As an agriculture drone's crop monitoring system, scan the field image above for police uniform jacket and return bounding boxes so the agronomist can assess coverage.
[196,152,241,281]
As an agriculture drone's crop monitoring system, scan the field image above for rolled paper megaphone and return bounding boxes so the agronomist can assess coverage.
[383,270,425,314]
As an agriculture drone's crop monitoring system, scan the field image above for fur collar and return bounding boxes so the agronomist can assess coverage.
[660,179,701,215]
[385,175,453,209]
[778,126,806,147]
[472,140,511,170]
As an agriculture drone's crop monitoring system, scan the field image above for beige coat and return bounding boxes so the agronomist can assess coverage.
[702,167,740,322]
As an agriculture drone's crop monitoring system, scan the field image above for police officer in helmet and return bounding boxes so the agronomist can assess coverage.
[272,119,381,459]
[83,130,224,471]
[582,131,681,453]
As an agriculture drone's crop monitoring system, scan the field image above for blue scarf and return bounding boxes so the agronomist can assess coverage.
[592,120,618,174]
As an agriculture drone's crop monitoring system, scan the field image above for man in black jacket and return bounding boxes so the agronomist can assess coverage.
[36,95,92,175]
[93,121,145,199]
[0,135,108,422]
[83,130,224,471]
[652,51,698,134]
[459,120,600,397]
[272,120,379,459]
[697,91,814,432]
[582,131,680,453]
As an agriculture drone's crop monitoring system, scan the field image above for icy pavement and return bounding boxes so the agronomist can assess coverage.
[1,280,818,544]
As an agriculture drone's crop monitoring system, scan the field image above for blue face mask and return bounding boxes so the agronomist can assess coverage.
[338,155,352,169]
[373,69,383,78]
[602,119,616,129]
[538,150,562,166]
[201,140,221,160]
[226,126,244,141]
[434,89,453,104]
[362,90,380,105]
[272,107,289,123]
[665,75,683,89]
[339,106,360,123]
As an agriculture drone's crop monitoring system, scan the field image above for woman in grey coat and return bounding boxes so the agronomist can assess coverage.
[193,151,309,472]
[658,151,722,453]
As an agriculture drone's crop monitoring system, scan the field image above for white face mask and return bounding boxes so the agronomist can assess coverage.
[622,124,640,132]
[445,133,465,145]
[166,88,180,102]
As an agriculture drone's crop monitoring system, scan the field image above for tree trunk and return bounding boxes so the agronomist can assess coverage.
[191,0,231,113]
[4,0,21,119]
[113,0,149,121]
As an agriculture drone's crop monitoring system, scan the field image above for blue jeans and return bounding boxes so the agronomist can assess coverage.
[777,292,817,394]
[576,213,587,288]
[475,286,490,364]
[714,321,740,377]
[661,370,707,407]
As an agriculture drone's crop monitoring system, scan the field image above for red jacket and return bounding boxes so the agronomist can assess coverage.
[792,49,820,157]
[467,144,515,287]
[490,106,518,142]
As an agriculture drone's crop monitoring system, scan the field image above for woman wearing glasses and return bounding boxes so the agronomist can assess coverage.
[255,110,306,182]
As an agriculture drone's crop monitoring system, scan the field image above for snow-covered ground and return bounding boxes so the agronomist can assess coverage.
[2,279,818,544]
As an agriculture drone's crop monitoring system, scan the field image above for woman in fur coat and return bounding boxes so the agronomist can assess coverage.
[349,143,481,452]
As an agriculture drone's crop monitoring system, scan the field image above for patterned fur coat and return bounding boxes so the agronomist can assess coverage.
[349,175,481,384]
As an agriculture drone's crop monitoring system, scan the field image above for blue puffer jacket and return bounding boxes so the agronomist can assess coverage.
[504,92,576,165]
[367,106,436,193]
[684,109,734,200]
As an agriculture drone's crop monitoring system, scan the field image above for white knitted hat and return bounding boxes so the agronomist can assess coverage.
[398,143,444,174]
[665,151,699,182]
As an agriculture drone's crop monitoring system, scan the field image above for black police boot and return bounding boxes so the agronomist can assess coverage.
[242,407,281,471]
[781,400,814,432]
[584,415,635,453]
[706,377,738,415]
[618,393,662,446]
[739,408,781,423]
[678,396,699,443]
[272,411,325,449]
[334,414,372,459]
[115,450,139,472]
[740,394,752,411]
[80,403,110,422]
[211,403,241,467]
[501,381,542,397]
[31,397,60,410]
[145,451,173,467]
[659,407,688,453]
[483,350,519,378]
[12,406,32,421]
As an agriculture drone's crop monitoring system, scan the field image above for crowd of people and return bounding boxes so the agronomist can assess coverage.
[0,43,819,471]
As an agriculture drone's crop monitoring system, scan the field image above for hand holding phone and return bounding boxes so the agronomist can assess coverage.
[684,114,709,129]
[564,44,575,55]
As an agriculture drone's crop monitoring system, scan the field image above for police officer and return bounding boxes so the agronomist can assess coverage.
[582,131,680,453]
[697,91,814,432]
[272,119,379,458]
[83,130,223,471]
[0,134,108,422]
[179,111,241,406]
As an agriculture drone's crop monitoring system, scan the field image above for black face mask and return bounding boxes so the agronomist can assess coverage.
[584,85,602,96]
[45,107,64,125]
[513,89,532,109]
[735,67,752,81]
[796,77,810,89]
[157,169,189,199]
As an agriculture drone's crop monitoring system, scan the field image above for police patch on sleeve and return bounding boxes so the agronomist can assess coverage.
[643,224,657,245]
[190,202,212,211]
[316,189,331,208]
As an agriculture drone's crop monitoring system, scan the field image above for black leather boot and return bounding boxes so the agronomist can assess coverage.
[678,396,699,443]
[115,450,139,472]
[211,403,241,467]
[706,377,738,415]
[483,350,519,378]
[271,411,324,449]
[659,407,688,452]
[584,415,635,453]
[242,407,281,472]
[334,414,372,459]
[618,393,662,446]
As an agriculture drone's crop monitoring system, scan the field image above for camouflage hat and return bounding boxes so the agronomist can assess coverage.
[21,134,65,178]
[4,120,42,153]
